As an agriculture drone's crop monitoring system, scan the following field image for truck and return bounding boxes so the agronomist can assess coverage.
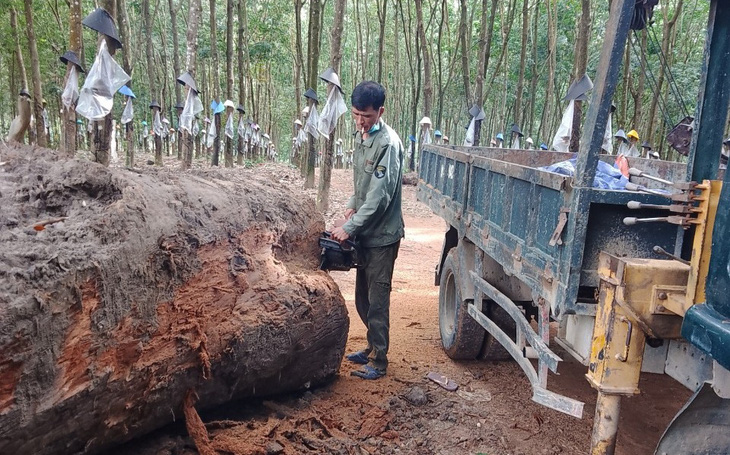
[416,1,730,454]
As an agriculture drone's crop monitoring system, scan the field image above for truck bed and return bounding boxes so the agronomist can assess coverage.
[417,144,687,318]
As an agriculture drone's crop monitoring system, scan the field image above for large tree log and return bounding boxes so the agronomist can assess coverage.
[0,144,348,455]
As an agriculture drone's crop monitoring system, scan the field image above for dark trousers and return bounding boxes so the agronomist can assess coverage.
[355,241,400,371]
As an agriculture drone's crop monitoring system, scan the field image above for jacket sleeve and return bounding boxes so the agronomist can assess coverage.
[346,195,356,210]
[342,141,401,236]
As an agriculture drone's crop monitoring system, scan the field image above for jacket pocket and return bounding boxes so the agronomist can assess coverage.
[364,159,374,174]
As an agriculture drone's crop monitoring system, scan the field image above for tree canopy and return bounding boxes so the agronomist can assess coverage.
[1,0,715,161]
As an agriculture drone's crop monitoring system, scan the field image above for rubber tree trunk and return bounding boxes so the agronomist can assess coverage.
[316,0,346,213]
[10,8,28,93]
[539,1,557,142]
[458,0,470,107]
[167,0,182,160]
[514,0,530,127]
[304,0,322,189]
[117,0,134,166]
[142,0,161,165]
[212,113,221,166]
[237,0,248,164]
[92,33,119,167]
[376,0,387,83]
[414,0,431,168]
[223,0,234,168]
[570,0,591,154]
[631,29,647,129]
[61,0,82,156]
[472,0,495,147]
[24,0,46,147]
[646,1,683,144]
[182,0,201,170]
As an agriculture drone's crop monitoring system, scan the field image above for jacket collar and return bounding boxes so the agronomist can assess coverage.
[356,119,384,148]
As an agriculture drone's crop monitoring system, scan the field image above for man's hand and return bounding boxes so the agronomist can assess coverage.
[344,208,356,220]
[331,226,350,243]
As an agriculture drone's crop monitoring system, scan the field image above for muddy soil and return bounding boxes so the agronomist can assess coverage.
[105,152,690,455]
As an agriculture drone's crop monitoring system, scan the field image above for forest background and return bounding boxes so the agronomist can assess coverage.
[0,0,716,163]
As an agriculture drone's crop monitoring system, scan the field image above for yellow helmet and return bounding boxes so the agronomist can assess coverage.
[627,129,639,141]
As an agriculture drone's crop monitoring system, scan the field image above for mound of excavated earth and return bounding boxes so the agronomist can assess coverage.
[0,144,348,455]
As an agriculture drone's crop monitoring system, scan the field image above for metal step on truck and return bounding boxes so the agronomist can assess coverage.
[416,1,730,454]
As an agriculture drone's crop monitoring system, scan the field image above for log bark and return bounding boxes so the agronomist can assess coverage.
[0,144,348,455]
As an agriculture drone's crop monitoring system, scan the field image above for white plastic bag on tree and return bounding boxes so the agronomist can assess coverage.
[206,121,217,148]
[180,89,203,133]
[602,113,613,153]
[76,41,130,120]
[121,98,133,125]
[552,100,574,153]
[237,118,245,138]
[304,105,320,139]
[244,122,252,142]
[61,66,80,109]
[192,119,200,137]
[420,127,432,145]
[317,89,347,137]
[153,111,163,137]
[296,128,307,147]
[225,114,234,139]
[464,118,475,146]
[111,122,118,161]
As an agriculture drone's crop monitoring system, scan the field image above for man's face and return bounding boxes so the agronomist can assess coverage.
[351,105,384,133]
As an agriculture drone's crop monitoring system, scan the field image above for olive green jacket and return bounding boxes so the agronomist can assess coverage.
[342,119,405,248]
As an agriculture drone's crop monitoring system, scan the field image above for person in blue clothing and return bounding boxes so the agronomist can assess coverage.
[331,81,405,380]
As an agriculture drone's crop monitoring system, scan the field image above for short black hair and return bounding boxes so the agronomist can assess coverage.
[351,81,386,111]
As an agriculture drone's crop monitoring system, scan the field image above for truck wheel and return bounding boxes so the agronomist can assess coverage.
[439,250,486,359]
[478,300,517,361]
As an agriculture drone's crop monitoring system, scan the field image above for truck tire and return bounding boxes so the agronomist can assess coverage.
[478,300,517,361]
[439,250,486,359]
[654,383,730,455]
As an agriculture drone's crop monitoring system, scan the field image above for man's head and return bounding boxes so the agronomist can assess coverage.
[627,129,639,144]
[351,81,386,133]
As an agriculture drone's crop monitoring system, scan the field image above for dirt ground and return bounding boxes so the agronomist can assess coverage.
[110,153,691,455]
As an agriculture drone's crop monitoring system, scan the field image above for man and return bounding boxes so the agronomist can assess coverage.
[641,141,653,159]
[345,148,353,169]
[495,132,504,148]
[335,138,344,169]
[626,129,641,157]
[331,81,405,380]
[615,129,630,156]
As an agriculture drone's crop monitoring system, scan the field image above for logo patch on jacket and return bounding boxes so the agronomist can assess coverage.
[374,165,386,179]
